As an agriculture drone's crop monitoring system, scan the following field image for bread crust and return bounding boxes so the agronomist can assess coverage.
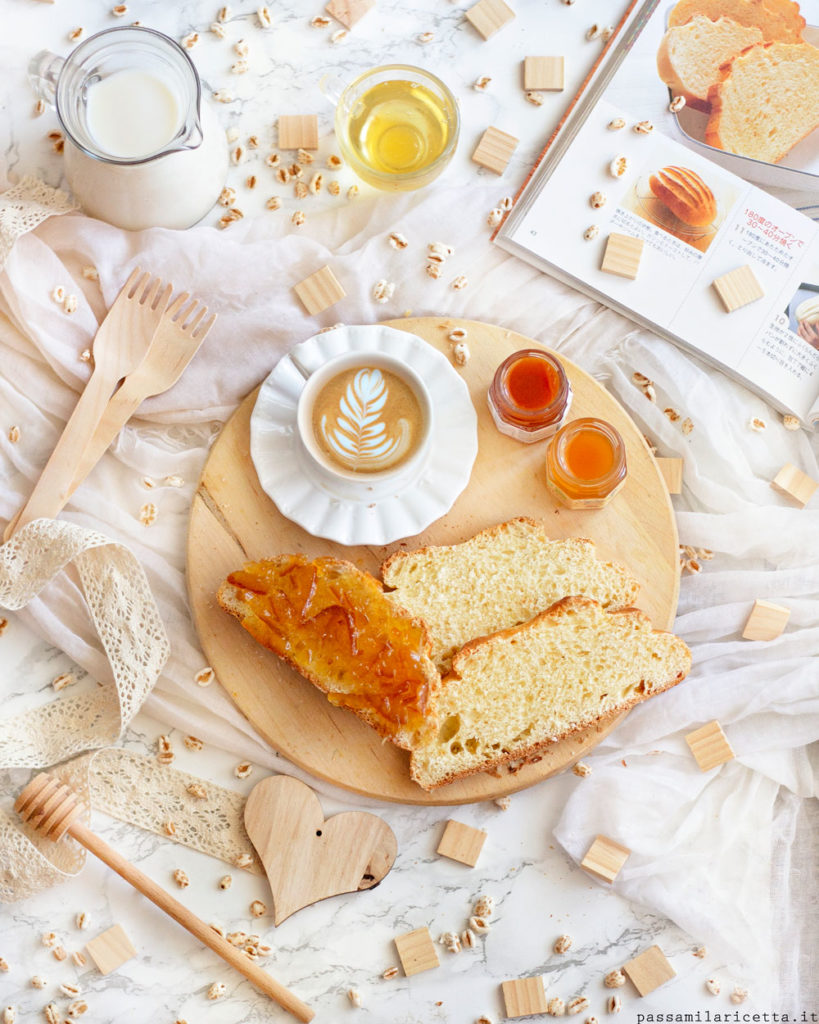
[649,166,717,226]
[668,0,805,42]
[410,596,691,790]
[706,41,819,163]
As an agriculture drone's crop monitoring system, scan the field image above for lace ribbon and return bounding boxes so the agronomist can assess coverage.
[0,176,77,271]
[0,521,262,903]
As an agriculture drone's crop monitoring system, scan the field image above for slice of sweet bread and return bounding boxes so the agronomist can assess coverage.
[409,597,691,790]
[706,41,819,163]
[657,16,764,110]
[381,517,640,672]
[667,0,805,43]
[217,555,441,750]
[648,166,717,227]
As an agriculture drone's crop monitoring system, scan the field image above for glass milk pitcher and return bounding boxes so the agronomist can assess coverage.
[30,27,228,230]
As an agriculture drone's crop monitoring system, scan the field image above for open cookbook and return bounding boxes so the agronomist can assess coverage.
[497,0,819,426]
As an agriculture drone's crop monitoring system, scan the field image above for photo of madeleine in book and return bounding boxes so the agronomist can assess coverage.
[787,284,819,350]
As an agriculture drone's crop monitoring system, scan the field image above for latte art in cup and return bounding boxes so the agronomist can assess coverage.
[312,366,425,473]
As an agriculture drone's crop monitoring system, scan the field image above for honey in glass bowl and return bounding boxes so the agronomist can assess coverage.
[487,349,572,443]
[546,418,627,510]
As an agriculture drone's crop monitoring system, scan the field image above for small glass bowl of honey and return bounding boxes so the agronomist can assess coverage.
[546,417,627,510]
[487,349,572,443]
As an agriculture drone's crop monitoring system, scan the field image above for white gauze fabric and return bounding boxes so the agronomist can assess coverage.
[0,176,816,1005]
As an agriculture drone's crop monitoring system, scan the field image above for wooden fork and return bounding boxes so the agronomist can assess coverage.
[4,269,171,540]
[50,291,216,515]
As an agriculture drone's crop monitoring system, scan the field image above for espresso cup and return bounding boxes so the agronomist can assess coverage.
[296,351,433,493]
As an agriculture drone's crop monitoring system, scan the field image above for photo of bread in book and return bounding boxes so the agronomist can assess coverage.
[657,0,819,168]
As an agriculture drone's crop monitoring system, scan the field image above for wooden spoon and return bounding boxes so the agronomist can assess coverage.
[5,269,170,540]
[14,773,314,1023]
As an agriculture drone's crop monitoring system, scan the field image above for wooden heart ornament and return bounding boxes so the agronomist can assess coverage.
[244,776,398,925]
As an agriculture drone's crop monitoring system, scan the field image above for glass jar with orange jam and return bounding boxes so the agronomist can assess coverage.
[487,348,572,443]
[546,417,627,510]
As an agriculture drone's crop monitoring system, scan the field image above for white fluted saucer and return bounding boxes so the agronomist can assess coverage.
[249,324,478,546]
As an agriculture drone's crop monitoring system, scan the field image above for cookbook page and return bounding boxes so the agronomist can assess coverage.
[501,0,819,421]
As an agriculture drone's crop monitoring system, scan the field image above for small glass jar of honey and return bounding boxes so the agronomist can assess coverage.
[487,349,572,443]
[546,417,627,510]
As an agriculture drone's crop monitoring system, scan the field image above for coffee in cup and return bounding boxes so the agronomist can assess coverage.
[297,351,433,487]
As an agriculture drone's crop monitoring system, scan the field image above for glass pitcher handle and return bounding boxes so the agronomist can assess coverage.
[28,50,65,108]
[318,73,347,107]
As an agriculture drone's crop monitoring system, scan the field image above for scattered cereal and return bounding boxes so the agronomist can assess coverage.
[111,4,128,16]
[184,735,204,751]
[388,231,409,250]
[265,153,281,168]
[210,21,227,37]
[7,425,20,444]
[52,946,67,962]
[218,186,237,208]
[139,502,158,526]
[748,417,766,432]
[230,145,246,165]
[568,997,589,1015]
[249,900,267,917]
[71,951,87,968]
[68,26,84,41]
[669,95,686,113]
[234,852,254,869]
[173,869,190,889]
[417,31,435,43]
[586,23,601,39]
[291,210,306,226]
[195,667,214,687]
[554,934,572,954]
[34,99,46,117]
[664,407,681,422]
[44,1006,60,1024]
[63,294,78,314]
[226,127,240,143]
[219,875,232,890]
[231,60,249,74]
[525,91,545,106]
[294,181,308,199]
[573,761,592,777]
[608,117,626,130]
[164,820,176,836]
[607,995,622,1014]
[604,969,625,988]
[207,982,226,1000]
[609,155,628,178]
[705,978,720,995]
[487,208,504,228]
[234,38,249,57]
[494,796,511,810]
[782,414,800,430]
[730,987,748,1005]
[181,32,199,48]
[217,5,231,21]
[311,15,331,27]
[547,996,566,1015]
[474,76,492,91]
[67,1003,88,1018]
[186,783,208,800]
[347,185,359,200]
[372,280,395,304]
[425,262,442,279]
[265,196,282,210]
[2,1008,14,1024]
[348,988,363,1007]
[308,173,323,194]
[633,120,654,134]
[451,274,468,290]
[381,967,399,980]
[583,225,599,241]
[439,931,461,953]
[461,928,477,949]
[330,28,348,43]
[681,417,694,435]
[428,240,455,260]
[81,266,99,281]
[469,915,490,934]
[31,977,47,988]
[590,191,607,209]
[0,619,7,636]
[59,983,81,998]
[473,895,494,917]
[75,911,89,931]
[80,348,92,363]
[234,762,253,779]
[257,6,273,27]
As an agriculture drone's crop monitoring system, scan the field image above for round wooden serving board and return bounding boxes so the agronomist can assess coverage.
[187,318,679,805]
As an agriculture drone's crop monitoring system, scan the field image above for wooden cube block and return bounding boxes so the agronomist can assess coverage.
[293,266,346,316]
[742,598,790,641]
[436,819,487,866]
[580,834,630,883]
[472,126,518,175]
[685,720,735,771]
[601,233,643,280]
[622,945,676,996]
[501,976,549,1018]
[278,115,319,150]
[325,0,375,28]
[394,927,439,976]
[465,0,515,39]
[770,463,818,507]
[85,924,137,975]
[523,56,565,91]
[712,265,764,312]
[656,457,683,494]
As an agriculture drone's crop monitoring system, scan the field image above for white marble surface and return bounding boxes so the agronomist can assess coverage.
[0,1,792,1022]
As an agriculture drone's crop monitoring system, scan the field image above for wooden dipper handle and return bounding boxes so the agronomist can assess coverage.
[15,775,313,1022]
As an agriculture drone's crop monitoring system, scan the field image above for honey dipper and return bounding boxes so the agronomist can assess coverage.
[15,773,314,1023]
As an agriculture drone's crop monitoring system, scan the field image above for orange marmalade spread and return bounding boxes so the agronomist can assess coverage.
[225,555,434,741]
